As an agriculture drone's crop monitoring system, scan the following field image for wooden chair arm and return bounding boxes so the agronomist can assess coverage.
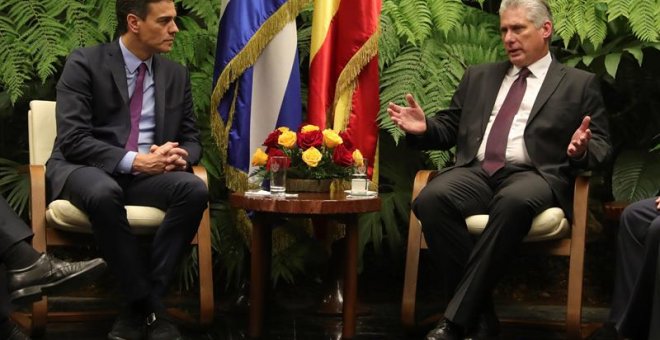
[28,165,47,253]
[191,165,208,187]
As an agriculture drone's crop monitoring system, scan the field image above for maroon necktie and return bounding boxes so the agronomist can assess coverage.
[482,67,531,175]
[126,63,147,151]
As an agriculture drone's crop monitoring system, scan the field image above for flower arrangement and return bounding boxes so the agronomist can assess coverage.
[251,124,364,181]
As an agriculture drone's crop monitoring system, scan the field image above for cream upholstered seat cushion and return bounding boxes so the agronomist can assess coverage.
[46,199,164,235]
[465,207,570,242]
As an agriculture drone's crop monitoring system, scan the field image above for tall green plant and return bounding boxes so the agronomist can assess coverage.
[551,0,660,78]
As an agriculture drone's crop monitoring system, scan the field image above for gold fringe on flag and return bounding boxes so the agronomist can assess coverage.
[330,27,381,128]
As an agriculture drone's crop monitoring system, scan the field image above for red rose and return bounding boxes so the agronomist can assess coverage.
[263,129,282,148]
[339,131,355,151]
[266,149,289,170]
[297,130,323,149]
[332,144,354,167]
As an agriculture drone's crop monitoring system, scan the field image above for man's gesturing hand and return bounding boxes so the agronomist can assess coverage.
[567,116,592,159]
[387,94,427,135]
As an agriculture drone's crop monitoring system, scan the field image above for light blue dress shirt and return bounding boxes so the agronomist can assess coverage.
[115,38,156,174]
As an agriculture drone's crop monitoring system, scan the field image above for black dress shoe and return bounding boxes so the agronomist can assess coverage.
[426,318,464,340]
[7,254,107,305]
[0,322,31,340]
[108,308,145,340]
[146,312,183,340]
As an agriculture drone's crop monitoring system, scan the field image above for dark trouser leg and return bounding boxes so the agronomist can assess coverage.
[0,197,33,256]
[443,167,554,328]
[612,198,660,339]
[122,172,208,309]
[412,165,492,299]
[61,167,151,303]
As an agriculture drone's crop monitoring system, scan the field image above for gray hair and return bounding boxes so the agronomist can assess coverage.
[500,0,553,28]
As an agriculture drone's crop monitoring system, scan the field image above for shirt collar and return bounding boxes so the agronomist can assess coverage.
[510,51,551,78]
[118,37,153,75]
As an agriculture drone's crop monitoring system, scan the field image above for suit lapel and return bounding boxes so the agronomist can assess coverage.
[480,61,511,134]
[528,59,566,124]
[108,41,129,104]
[153,55,166,144]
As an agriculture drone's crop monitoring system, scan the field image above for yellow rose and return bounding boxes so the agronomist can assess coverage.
[251,148,268,166]
[302,147,323,167]
[277,126,290,133]
[278,130,297,149]
[300,124,320,133]
[352,149,364,166]
[322,129,343,148]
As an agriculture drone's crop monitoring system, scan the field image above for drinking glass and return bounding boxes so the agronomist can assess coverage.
[269,156,288,197]
[350,159,368,194]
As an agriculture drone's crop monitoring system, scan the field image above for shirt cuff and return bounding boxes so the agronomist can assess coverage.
[115,151,137,174]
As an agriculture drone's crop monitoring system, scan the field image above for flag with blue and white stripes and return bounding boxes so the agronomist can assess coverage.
[211,0,307,191]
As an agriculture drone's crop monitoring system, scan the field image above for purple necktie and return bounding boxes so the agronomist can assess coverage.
[482,67,531,175]
[126,63,147,151]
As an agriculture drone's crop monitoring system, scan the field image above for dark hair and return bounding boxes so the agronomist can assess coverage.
[116,0,171,35]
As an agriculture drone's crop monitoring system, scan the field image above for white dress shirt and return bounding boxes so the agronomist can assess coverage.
[476,52,552,165]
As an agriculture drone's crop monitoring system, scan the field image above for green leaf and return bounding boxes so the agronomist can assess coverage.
[604,52,622,78]
[612,149,660,203]
[624,46,644,66]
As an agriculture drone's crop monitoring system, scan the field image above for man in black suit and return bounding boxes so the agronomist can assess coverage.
[1,196,106,340]
[589,194,660,340]
[388,0,611,339]
[46,0,208,339]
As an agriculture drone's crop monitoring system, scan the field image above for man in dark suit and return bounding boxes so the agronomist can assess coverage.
[1,196,106,339]
[589,194,660,340]
[388,0,611,339]
[46,0,208,339]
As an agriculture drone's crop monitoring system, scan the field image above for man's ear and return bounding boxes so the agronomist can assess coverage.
[127,14,140,33]
[542,20,553,40]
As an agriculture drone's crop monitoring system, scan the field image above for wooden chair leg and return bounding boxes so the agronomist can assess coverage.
[196,204,214,325]
[402,170,433,330]
[30,298,48,336]
[402,214,423,330]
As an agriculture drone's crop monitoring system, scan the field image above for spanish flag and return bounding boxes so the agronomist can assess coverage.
[307,0,381,182]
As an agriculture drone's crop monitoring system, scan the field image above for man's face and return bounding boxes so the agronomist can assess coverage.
[134,1,179,54]
[499,6,552,67]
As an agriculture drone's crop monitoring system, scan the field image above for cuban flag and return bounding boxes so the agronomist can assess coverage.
[211,0,306,191]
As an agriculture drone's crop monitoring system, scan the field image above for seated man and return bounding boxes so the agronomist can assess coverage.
[1,195,107,340]
[590,194,660,340]
[46,0,208,339]
[388,0,611,339]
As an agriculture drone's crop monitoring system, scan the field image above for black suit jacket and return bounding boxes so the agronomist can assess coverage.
[409,59,611,214]
[46,41,201,201]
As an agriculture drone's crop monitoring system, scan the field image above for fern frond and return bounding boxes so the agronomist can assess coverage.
[10,0,69,81]
[378,46,426,143]
[64,1,107,50]
[0,17,31,102]
[178,0,220,28]
[93,0,117,39]
[428,0,464,34]
[378,12,401,70]
[605,0,631,22]
[386,0,433,46]
[629,0,659,42]
[585,0,608,48]
[550,0,577,47]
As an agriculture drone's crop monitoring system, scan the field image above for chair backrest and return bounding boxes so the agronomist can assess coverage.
[28,100,57,166]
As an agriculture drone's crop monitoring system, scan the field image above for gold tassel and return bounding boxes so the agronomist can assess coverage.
[331,26,381,122]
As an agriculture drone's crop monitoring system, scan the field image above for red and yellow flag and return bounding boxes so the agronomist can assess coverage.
[307,0,381,182]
